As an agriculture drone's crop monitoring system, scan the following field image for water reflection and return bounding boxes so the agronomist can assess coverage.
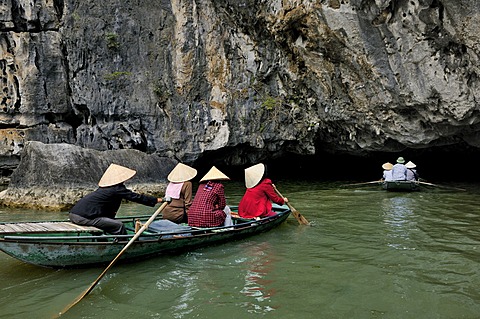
[238,242,278,314]
[381,195,418,251]
[155,268,198,318]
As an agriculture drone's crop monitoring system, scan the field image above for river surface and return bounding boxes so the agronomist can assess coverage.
[1,181,479,319]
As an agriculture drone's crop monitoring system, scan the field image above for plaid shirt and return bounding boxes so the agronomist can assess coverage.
[188,181,226,227]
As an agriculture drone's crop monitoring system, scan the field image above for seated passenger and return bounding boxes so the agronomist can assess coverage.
[382,162,394,181]
[162,163,197,224]
[405,161,419,181]
[188,166,230,227]
[238,163,287,219]
[391,157,407,180]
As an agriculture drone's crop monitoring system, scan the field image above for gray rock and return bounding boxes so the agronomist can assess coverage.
[0,141,176,210]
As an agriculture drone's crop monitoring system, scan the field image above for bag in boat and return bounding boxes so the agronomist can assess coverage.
[148,220,192,238]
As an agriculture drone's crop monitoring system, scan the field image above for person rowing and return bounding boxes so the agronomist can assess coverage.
[238,163,287,219]
[69,164,164,235]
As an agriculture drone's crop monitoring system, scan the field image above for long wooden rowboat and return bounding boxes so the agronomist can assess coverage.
[0,205,290,268]
[382,180,419,192]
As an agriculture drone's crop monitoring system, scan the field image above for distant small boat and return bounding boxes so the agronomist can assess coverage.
[0,205,291,268]
[382,180,419,192]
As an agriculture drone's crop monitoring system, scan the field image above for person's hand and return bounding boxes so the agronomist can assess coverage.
[284,197,288,203]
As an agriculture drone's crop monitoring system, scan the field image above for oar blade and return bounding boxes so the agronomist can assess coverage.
[290,206,309,225]
[273,185,310,225]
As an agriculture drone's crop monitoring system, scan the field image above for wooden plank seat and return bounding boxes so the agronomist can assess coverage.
[0,221,103,235]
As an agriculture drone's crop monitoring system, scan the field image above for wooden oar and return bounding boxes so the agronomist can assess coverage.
[273,185,309,225]
[341,180,382,187]
[56,200,170,317]
[418,181,466,191]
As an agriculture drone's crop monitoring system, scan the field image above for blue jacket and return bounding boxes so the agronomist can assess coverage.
[392,163,407,180]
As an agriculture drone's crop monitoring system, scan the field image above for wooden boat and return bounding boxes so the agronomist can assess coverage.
[0,205,290,268]
[382,180,419,192]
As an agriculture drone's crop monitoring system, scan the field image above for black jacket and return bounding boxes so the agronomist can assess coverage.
[70,183,157,219]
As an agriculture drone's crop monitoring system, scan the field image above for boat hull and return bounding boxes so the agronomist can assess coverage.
[382,180,419,192]
[0,206,291,268]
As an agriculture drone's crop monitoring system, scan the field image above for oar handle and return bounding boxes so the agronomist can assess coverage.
[272,184,286,200]
[341,180,382,187]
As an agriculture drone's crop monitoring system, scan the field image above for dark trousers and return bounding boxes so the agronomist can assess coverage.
[69,213,127,235]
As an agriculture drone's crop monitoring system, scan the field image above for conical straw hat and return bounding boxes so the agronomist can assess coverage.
[168,163,197,182]
[405,161,416,168]
[245,163,265,188]
[382,162,393,170]
[199,166,230,182]
[98,163,136,187]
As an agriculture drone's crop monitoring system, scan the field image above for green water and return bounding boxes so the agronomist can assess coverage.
[1,181,480,319]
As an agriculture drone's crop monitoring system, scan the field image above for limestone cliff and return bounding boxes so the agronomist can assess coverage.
[1,0,479,176]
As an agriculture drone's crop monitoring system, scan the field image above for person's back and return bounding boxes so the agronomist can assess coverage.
[405,161,418,181]
[383,170,394,181]
[239,163,286,219]
[391,157,407,180]
[381,162,394,181]
[188,166,229,227]
[162,181,193,223]
[162,163,197,224]
[406,169,417,181]
[392,164,407,180]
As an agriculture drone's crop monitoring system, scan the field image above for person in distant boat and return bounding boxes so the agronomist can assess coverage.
[391,157,407,180]
[405,161,419,181]
[188,166,230,228]
[381,162,394,181]
[162,163,197,224]
[69,164,164,235]
[238,163,287,219]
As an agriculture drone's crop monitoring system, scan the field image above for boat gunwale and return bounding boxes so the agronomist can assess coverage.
[0,207,291,243]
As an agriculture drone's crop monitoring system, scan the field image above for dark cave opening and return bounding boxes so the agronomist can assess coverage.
[194,145,480,184]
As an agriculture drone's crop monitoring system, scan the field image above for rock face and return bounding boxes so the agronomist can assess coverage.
[1,1,479,186]
[0,141,176,210]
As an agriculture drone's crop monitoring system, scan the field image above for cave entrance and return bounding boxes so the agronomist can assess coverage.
[194,146,480,183]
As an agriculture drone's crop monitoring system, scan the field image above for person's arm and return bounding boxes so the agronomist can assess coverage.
[263,180,285,205]
[117,184,160,206]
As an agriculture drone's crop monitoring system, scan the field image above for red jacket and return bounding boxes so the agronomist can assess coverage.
[238,178,284,218]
